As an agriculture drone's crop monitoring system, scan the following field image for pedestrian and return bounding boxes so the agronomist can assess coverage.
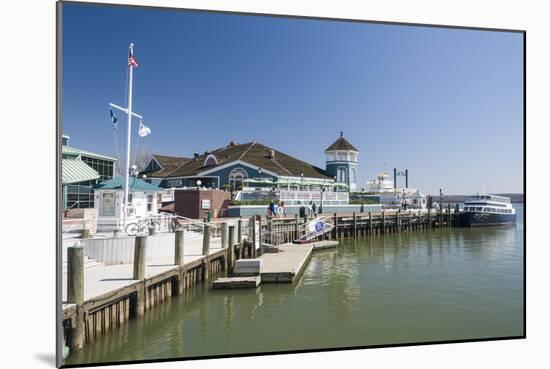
[312,202,317,216]
[278,201,286,218]
[269,201,276,218]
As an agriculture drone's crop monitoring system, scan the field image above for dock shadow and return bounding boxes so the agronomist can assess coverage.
[34,353,56,366]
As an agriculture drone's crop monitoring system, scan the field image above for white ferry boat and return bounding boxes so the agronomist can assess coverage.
[461,194,516,227]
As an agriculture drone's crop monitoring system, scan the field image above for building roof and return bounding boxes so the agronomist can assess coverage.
[142,154,192,177]
[94,177,161,192]
[62,145,117,161]
[325,134,359,152]
[152,141,332,180]
[62,159,100,185]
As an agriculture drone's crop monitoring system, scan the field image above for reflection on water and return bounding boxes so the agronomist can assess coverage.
[66,206,524,365]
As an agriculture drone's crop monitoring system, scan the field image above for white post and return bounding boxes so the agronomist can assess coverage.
[123,43,135,228]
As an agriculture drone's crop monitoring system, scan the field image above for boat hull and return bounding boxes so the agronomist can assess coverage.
[460,212,516,227]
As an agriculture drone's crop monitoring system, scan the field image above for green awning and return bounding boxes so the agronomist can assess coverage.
[62,159,100,185]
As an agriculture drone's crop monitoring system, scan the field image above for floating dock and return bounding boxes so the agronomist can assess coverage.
[212,276,261,289]
[260,243,313,283]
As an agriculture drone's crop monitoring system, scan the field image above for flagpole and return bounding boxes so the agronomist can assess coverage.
[123,42,134,228]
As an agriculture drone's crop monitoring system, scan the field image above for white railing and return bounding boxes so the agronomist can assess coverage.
[280,190,349,204]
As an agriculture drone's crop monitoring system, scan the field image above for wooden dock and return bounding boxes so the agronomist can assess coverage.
[61,207,459,357]
[260,243,313,283]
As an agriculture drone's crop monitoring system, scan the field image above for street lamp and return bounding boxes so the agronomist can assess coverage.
[196,179,202,188]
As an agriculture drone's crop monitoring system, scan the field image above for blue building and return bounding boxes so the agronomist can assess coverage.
[62,135,117,209]
[142,141,335,191]
[324,132,359,192]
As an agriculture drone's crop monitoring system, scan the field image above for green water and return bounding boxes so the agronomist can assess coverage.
[66,205,524,365]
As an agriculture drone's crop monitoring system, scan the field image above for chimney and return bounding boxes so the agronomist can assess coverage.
[229,140,237,147]
[193,153,199,160]
[268,149,275,159]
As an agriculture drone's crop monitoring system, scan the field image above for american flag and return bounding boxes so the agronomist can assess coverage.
[128,48,139,67]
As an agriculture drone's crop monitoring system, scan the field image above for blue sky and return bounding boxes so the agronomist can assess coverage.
[61,3,524,195]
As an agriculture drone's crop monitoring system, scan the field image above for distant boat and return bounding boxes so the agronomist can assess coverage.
[460,194,516,227]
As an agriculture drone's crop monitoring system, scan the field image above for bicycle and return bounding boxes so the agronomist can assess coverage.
[125,217,160,236]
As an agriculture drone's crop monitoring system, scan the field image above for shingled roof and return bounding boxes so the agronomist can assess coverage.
[151,142,332,180]
[142,154,192,177]
[325,133,359,152]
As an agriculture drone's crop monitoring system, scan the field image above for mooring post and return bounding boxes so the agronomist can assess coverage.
[221,222,228,249]
[67,246,85,350]
[237,219,243,244]
[202,223,210,256]
[438,206,443,228]
[133,235,147,280]
[251,217,257,258]
[455,204,460,226]
[352,212,357,237]
[396,210,401,233]
[447,203,452,227]
[257,217,263,256]
[333,213,339,240]
[294,214,299,240]
[381,210,386,234]
[174,229,184,266]
[227,225,235,277]
[267,217,273,245]
[368,211,373,235]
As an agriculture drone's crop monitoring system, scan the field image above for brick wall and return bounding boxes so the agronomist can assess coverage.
[174,189,231,219]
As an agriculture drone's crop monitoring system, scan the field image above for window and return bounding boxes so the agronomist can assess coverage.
[350,153,357,162]
[101,192,115,216]
[229,167,248,191]
[476,207,482,212]
[147,194,154,212]
[128,193,133,205]
[204,154,218,167]
[337,167,347,183]
[350,168,357,183]
[167,179,182,187]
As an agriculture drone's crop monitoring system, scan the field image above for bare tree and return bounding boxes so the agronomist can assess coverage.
[115,145,153,176]
[134,145,153,172]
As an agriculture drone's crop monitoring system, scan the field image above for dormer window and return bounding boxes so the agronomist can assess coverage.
[203,154,218,167]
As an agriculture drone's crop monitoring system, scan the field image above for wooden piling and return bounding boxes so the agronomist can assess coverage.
[267,217,273,245]
[221,222,228,249]
[381,211,386,234]
[396,211,401,233]
[133,235,147,280]
[237,219,243,244]
[333,213,339,240]
[352,212,357,237]
[294,214,299,240]
[251,217,257,258]
[368,212,373,235]
[257,217,263,256]
[67,246,85,350]
[174,229,184,266]
[202,224,210,256]
[227,225,235,277]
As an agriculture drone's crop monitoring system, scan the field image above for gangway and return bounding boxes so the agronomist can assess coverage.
[298,216,335,241]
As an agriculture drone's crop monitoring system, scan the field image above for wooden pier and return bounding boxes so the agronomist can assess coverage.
[62,206,458,356]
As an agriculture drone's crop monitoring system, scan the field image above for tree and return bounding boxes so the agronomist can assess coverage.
[115,145,153,176]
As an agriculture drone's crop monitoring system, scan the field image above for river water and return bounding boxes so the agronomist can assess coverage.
[66,205,524,365]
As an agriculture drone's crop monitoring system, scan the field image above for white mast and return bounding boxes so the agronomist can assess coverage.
[109,43,146,231]
[123,43,135,226]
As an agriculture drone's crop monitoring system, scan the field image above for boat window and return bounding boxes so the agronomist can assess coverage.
[476,207,482,211]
